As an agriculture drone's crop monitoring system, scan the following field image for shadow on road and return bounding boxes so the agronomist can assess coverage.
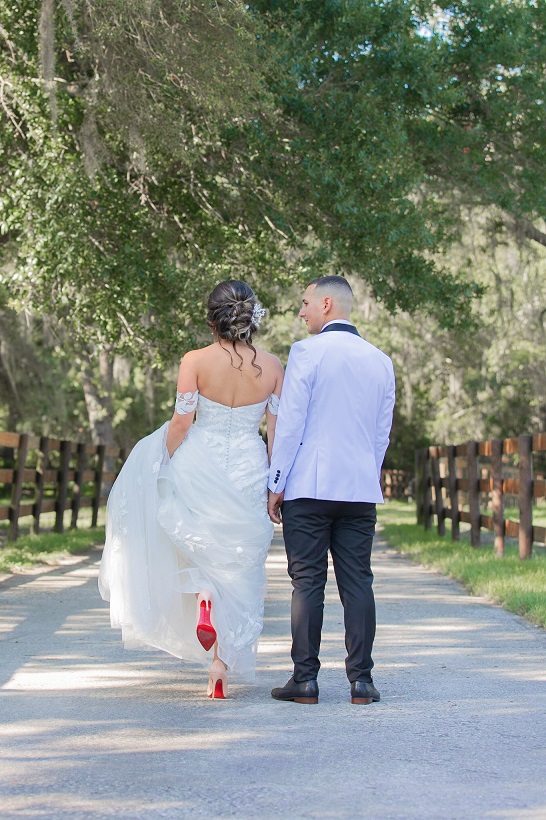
[1,535,546,818]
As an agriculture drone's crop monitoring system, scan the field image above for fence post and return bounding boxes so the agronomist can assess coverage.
[467,440,480,547]
[430,447,445,536]
[415,450,423,524]
[71,442,86,529]
[33,435,49,534]
[491,438,504,557]
[8,433,29,541]
[518,434,533,559]
[447,445,459,541]
[92,445,106,527]
[55,439,71,533]
[423,448,433,530]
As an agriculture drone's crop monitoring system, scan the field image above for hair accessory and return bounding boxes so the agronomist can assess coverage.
[252,302,266,327]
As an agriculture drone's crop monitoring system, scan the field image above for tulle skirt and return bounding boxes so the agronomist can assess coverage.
[98,422,274,680]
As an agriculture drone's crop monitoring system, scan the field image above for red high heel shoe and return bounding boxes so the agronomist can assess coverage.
[207,659,228,699]
[196,597,217,652]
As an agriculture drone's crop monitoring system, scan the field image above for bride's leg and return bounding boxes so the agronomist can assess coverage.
[212,644,227,667]
[195,591,227,697]
[208,646,228,699]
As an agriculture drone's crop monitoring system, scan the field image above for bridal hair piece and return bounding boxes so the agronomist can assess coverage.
[252,303,266,327]
[206,280,263,375]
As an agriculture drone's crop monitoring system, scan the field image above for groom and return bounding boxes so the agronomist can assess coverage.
[267,276,395,704]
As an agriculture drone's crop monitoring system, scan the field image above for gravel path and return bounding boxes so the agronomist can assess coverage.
[1,530,545,819]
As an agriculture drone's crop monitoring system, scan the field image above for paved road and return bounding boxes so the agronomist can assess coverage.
[1,530,546,819]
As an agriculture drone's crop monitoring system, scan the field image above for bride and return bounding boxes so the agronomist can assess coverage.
[99,280,284,698]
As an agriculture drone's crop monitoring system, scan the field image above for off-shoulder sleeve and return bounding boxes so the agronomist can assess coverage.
[175,390,199,415]
[267,394,280,415]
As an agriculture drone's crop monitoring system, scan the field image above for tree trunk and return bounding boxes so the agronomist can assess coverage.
[513,217,546,249]
[144,367,155,429]
[39,0,58,123]
[80,347,115,446]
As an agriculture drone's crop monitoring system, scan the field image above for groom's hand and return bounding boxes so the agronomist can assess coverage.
[268,491,284,524]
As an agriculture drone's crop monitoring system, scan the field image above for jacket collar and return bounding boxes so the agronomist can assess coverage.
[319,322,360,336]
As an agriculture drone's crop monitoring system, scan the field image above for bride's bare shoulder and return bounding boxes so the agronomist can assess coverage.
[175,346,215,378]
[179,344,216,362]
[255,347,284,370]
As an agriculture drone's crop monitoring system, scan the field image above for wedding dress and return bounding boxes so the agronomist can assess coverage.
[98,392,278,680]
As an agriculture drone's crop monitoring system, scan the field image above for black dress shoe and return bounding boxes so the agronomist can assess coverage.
[271,676,319,704]
[350,680,380,704]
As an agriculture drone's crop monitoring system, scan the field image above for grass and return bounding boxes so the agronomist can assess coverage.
[377,501,546,629]
[0,527,105,575]
[503,504,546,527]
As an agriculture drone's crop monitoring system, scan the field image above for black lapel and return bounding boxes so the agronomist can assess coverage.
[320,322,360,336]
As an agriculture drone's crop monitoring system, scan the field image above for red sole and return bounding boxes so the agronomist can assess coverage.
[196,625,216,651]
[197,600,216,651]
[209,679,225,699]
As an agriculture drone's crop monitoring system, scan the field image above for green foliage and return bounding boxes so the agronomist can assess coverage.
[9,0,545,363]
[0,0,297,363]
[251,0,483,323]
[413,0,546,220]
[378,501,546,629]
[2,0,546,447]
[357,205,546,466]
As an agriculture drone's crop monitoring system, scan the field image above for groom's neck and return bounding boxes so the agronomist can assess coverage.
[320,314,351,328]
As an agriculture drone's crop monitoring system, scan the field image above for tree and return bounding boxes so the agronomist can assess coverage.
[2,0,546,446]
[251,0,546,309]
[409,0,546,249]
[2,0,502,365]
[355,205,546,470]
[0,0,294,365]
[1,0,296,441]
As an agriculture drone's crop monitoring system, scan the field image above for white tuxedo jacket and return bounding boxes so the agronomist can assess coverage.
[268,324,395,503]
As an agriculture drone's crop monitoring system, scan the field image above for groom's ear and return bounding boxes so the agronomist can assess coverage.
[322,296,333,314]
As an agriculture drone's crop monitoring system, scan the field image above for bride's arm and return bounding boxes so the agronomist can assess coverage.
[266,358,284,464]
[266,412,277,465]
[166,352,199,458]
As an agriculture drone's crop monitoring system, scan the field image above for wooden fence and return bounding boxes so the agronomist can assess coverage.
[381,469,413,501]
[415,433,546,559]
[0,428,414,544]
[0,431,128,541]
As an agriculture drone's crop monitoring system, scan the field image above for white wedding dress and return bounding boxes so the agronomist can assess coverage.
[98,393,277,680]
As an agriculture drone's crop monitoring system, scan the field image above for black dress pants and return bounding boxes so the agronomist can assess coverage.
[282,498,377,684]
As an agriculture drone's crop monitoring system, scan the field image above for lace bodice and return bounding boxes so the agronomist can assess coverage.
[195,394,269,435]
[176,393,276,515]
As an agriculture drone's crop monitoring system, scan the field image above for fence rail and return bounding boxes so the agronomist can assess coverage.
[415,433,546,559]
[0,431,128,541]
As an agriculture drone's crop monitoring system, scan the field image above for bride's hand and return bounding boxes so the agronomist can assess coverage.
[268,490,284,524]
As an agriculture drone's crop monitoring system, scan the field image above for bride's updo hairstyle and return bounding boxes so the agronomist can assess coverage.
[206,280,262,375]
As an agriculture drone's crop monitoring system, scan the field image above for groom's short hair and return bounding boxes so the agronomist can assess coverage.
[308,275,353,313]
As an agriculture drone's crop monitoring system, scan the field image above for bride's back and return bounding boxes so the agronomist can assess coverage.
[193,342,281,408]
